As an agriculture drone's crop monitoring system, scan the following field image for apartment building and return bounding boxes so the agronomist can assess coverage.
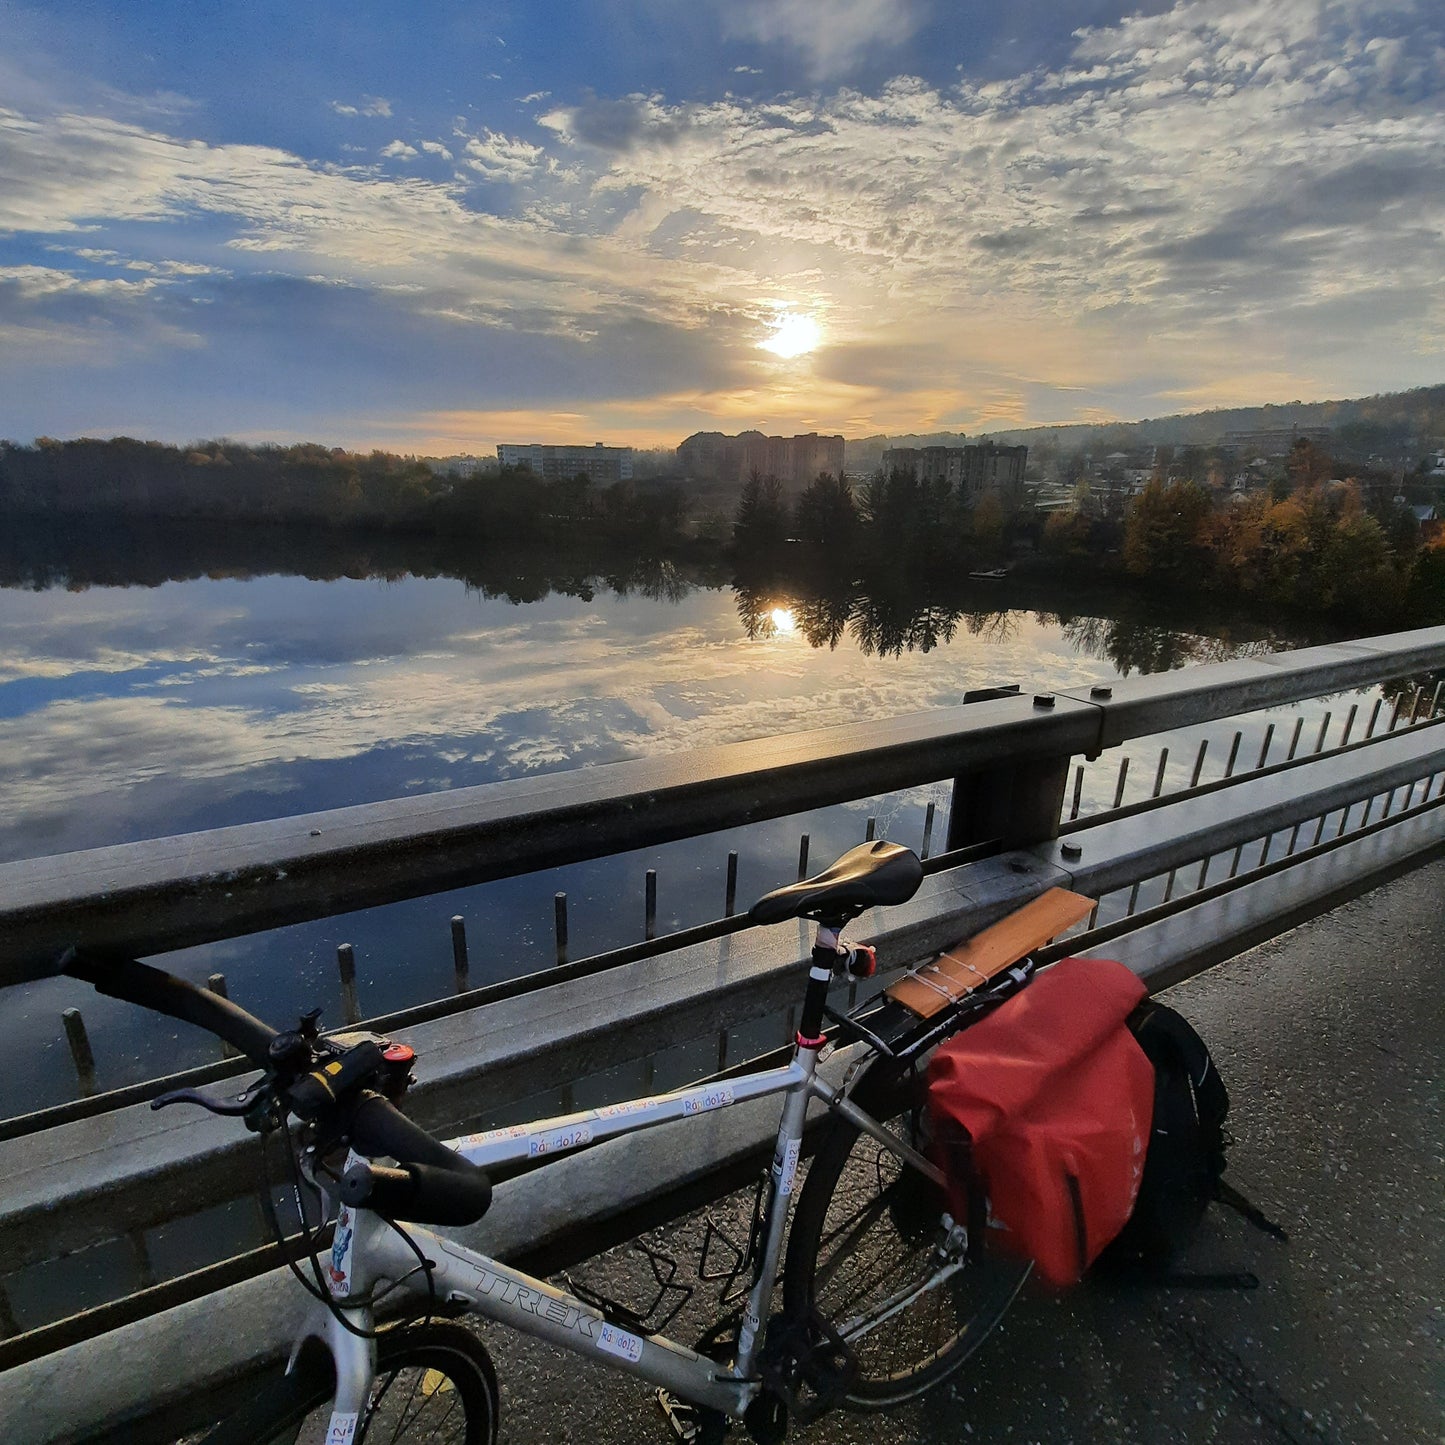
[678,430,845,486]
[497,442,633,482]
[880,442,1029,503]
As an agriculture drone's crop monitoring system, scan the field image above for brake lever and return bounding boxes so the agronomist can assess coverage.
[152,1077,272,1117]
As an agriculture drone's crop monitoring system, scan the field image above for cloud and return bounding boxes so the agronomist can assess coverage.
[722,0,931,80]
[539,92,691,152]
[460,128,544,181]
[381,139,419,159]
[1,0,1442,439]
[330,96,392,118]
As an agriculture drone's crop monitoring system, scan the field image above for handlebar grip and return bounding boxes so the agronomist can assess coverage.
[339,1159,492,1227]
[350,1092,467,1171]
[61,948,278,1067]
[345,1095,491,1225]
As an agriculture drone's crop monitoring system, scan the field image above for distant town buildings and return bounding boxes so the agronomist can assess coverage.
[497,442,633,482]
[881,442,1029,504]
[678,431,844,486]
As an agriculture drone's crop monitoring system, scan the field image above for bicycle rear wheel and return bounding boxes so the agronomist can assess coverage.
[783,1059,1029,1409]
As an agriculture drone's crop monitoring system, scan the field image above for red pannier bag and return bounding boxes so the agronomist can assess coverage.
[926,956,1154,1286]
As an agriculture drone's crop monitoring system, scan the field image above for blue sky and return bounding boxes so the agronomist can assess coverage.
[1,0,1442,450]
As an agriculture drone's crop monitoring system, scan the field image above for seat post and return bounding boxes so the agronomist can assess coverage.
[797,922,845,1044]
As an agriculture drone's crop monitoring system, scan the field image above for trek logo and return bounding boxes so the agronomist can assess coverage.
[436,1242,610,1344]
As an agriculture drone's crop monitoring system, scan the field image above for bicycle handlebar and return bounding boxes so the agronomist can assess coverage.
[62,948,493,1227]
[61,947,279,1068]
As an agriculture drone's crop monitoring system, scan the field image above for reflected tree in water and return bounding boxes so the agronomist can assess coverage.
[1058,615,1284,675]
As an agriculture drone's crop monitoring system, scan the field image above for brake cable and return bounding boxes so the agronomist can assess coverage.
[259,1112,438,1340]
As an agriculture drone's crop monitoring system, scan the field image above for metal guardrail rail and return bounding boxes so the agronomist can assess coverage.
[0,625,1441,1417]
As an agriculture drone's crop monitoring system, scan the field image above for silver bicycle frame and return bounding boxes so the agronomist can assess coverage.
[302,1008,949,1435]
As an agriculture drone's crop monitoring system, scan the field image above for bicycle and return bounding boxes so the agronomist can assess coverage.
[63,839,1047,1444]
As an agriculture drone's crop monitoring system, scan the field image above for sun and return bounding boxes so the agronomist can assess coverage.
[769,606,798,635]
[759,312,822,359]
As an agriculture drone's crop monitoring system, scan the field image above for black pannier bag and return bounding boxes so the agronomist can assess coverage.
[1096,1000,1287,1287]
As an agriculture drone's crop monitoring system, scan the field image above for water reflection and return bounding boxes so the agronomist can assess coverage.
[732,555,1298,674]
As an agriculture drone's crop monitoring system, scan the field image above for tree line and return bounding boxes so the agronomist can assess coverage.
[732,468,1015,556]
[0,437,690,545]
[1042,442,1441,626]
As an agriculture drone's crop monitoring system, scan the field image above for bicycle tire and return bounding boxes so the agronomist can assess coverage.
[181,1321,499,1445]
[782,1055,1029,1410]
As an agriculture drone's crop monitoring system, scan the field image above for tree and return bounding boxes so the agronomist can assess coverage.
[792,471,857,544]
[1122,479,1213,580]
[733,470,789,548]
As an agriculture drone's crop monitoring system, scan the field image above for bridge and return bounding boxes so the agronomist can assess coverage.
[0,625,1441,1441]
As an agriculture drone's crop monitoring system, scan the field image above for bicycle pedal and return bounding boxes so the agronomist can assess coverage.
[655,1388,727,1443]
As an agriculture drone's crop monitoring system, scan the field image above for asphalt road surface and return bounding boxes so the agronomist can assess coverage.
[470,856,1444,1445]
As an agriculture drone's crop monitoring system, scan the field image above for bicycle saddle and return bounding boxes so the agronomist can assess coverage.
[748,840,924,926]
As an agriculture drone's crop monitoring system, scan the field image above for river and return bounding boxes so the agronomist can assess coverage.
[0,536,1375,1116]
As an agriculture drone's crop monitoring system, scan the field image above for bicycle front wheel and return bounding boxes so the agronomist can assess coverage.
[183,1321,499,1445]
[782,1060,1029,1410]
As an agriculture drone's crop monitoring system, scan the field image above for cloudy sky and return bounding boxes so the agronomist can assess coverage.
[1,0,1441,451]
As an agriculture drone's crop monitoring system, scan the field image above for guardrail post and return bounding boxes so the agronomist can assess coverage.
[62,1008,97,1098]
[336,944,360,1025]
[946,754,1071,850]
[724,852,738,916]
[450,917,470,994]
[1152,748,1168,798]
[208,974,237,1059]
[554,893,569,967]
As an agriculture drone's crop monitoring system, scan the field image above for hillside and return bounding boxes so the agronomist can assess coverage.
[844,384,1445,474]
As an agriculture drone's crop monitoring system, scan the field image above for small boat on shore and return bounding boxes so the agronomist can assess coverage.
[968,567,1009,580]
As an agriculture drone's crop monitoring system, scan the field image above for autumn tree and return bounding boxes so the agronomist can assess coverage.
[1122,479,1213,579]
